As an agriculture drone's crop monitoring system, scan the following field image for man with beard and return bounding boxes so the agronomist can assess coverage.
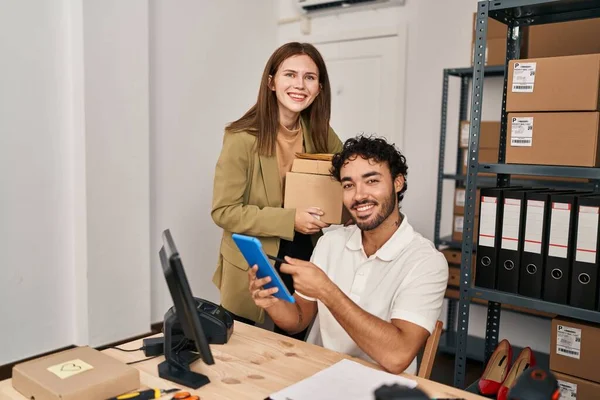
[247,135,448,375]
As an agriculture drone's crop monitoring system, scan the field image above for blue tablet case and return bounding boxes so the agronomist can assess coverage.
[231,234,295,303]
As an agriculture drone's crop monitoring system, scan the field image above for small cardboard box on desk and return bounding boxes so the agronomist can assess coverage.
[284,154,351,225]
[12,346,140,400]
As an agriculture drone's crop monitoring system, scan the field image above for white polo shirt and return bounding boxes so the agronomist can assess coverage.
[297,215,448,375]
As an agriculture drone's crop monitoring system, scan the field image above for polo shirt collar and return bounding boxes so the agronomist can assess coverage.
[345,213,415,261]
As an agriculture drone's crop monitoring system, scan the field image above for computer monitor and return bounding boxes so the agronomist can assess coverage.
[157,228,214,389]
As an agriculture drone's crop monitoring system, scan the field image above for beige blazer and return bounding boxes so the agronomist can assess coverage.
[211,121,343,323]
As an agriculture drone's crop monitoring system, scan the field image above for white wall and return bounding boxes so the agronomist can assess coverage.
[149,0,277,323]
[276,0,551,354]
[0,0,277,365]
[81,0,151,347]
[1,0,152,363]
[0,0,75,365]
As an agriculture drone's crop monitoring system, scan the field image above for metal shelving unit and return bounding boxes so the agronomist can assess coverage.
[433,64,505,363]
[454,0,600,388]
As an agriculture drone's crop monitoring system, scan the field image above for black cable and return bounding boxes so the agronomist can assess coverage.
[126,355,160,365]
[111,346,143,352]
[124,338,187,365]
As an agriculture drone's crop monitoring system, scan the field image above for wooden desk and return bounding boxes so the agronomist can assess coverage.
[0,323,486,399]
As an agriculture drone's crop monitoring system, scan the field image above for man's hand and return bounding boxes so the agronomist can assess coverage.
[248,265,280,309]
[279,257,335,300]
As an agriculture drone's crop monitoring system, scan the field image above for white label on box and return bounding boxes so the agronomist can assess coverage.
[524,200,545,254]
[460,123,470,148]
[501,198,521,251]
[575,206,599,264]
[455,189,466,208]
[47,359,94,379]
[557,380,577,399]
[548,203,571,259]
[454,215,464,233]
[512,62,536,92]
[479,196,497,247]
[556,325,582,360]
[510,117,533,147]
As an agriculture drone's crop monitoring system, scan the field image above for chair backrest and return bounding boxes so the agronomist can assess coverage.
[417,320,443,379]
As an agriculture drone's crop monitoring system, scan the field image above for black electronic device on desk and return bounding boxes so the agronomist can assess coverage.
[374,384,430,399]
[508,367,560,400]
[158,229,234,389]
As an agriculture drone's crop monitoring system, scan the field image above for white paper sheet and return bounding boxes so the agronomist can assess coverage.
[269,359,418,400]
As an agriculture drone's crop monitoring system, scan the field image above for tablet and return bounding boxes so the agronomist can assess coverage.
[231,233,295,303]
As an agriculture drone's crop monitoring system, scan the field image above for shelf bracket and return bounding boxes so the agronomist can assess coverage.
[484,301,502,364]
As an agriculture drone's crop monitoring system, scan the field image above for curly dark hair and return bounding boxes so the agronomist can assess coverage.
[330,135,408,203]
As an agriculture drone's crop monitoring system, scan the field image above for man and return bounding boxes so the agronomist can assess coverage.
[247,135,448,375]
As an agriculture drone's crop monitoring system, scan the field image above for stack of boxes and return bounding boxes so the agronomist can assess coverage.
[550,317,600,398]
[451,120,498,244]
[284,154,350,225]
[506,54,600,168]
[470,14,508,66]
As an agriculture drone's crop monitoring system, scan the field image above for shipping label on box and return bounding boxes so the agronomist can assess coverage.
[512,62,537,92]
[557,379,578,400]
[460,121,470,148]
[510,117,534,147]
[553,370,600,400]
[556,324,582,360]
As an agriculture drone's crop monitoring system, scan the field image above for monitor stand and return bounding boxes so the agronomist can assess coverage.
[157,307,210,389]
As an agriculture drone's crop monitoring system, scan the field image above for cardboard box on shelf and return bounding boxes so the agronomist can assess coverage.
[552,371,600,400]
[462,148,499,174]
[471,38,506,66]
[454,188,481,216]
[460,121,501,149]
[452,213,479,244]
[12,346,140,400]
[472,13,508,41]
[526,18,600,58]
[506,112,600,167]
[507,54,600,112]
[550,317,600,384]
[284,157,351,225]
[448,266,461,287]
[441,249,461,265]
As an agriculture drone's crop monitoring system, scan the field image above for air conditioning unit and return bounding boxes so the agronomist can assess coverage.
[297,0,404,14]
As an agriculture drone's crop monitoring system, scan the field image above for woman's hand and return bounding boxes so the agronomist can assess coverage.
[248,265,280,309]
[294,207,330,234]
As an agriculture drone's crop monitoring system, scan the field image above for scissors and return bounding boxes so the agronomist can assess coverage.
[171,391,200,400]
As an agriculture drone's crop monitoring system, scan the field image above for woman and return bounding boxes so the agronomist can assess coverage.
[211,42,343,339]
